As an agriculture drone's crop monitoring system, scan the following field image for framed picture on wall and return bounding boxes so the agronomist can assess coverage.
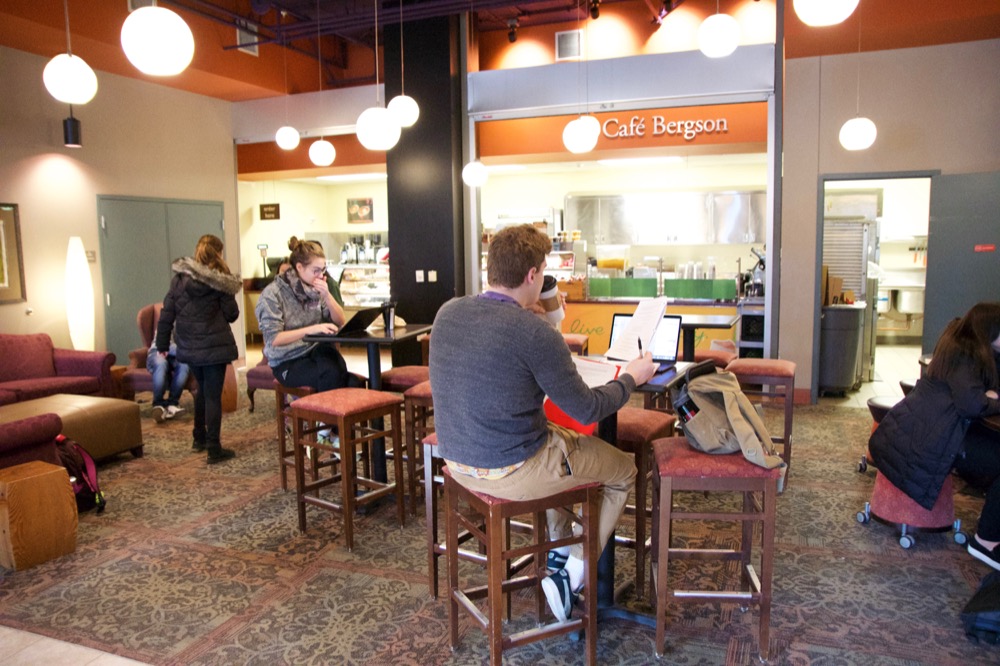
[347,198,373,223]
[0,203,26,304]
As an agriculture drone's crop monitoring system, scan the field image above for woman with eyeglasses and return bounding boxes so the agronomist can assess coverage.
[256,236,357,392]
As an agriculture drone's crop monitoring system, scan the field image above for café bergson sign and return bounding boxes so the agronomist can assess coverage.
[477,102,766,156]
[602,114,729,141]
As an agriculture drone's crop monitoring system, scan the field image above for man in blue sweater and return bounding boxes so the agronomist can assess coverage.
[429,224,657,621]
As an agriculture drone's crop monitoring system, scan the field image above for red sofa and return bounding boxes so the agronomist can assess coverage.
[0,412,62,470]
[0,333,115,403]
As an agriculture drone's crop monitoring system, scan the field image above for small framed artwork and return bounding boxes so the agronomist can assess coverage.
[0,203,26,304]
[347,198,373,223]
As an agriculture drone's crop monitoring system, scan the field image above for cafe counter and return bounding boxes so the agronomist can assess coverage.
[561,298,738,356]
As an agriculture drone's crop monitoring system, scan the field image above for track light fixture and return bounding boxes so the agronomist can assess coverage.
[589,0,600,20]
[507,18,518,43]
[63,106,81,148]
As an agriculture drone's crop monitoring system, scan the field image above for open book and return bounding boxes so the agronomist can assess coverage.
[604,296,669,361]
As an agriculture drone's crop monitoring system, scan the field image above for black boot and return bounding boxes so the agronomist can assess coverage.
[192,439,206,452]
[206,443,236,464]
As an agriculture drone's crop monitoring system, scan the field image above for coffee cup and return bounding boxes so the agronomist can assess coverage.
[381,301,396,332]
[539,276,564,328]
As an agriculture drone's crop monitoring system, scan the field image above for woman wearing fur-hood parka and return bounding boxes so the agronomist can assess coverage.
[156,235,241,463]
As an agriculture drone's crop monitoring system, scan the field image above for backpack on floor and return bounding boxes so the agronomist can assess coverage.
[962,570,1000,645]
[55,434,106,513]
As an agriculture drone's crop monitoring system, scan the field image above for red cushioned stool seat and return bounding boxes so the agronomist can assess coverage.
[651,436,780,662]
[857,472,965,549]
[615,406,677,599]
[289,388,405,551]
[381,365,430,393]
[694,348,737,368]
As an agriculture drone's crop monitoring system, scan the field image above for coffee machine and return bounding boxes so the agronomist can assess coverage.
[748,247,766,297]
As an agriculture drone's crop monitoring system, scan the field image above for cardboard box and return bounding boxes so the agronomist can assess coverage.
[827,276,844,305]
[821,265,829,305]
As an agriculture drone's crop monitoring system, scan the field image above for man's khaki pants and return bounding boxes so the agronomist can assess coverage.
[447,424,637,562]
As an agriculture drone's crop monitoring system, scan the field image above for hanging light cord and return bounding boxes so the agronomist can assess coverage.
[373,0,381,102]
[399,0,405,94]
[62,0,72,55]
[854,9,862,116]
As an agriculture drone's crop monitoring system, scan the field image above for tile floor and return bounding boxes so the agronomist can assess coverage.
[817,343,922,409]
[1,343,920,662]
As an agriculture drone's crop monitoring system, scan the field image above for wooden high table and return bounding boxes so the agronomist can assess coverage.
[305,324,432,482]
[679,313,740,362]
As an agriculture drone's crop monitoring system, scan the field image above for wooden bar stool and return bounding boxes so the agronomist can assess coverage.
[650,436,780,662]
[614,406,677,599]
[562,332,589,356]
[403,380,433,515]
[289,388,406,551]
[423,433,533,601]
[725,358,796,473]
[274,380,315,491]
[444,468,600,665]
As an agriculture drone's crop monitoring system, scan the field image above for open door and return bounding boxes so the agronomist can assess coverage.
[923,171,1000,352]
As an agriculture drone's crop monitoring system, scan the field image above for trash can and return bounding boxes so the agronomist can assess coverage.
[819,304,864,395]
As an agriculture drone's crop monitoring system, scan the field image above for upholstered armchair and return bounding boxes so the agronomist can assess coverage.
[120,303,197,401]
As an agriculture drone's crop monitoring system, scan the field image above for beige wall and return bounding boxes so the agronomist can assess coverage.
[0,46,239,354]
[782,38,1000,396]
[238,179,389,279]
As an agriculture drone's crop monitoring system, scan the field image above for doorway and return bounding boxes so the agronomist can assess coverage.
[818,175,931,401]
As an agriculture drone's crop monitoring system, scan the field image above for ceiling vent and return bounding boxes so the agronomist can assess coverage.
[128,0,154,10]
[236,19,260,56]
[555,30,583,61]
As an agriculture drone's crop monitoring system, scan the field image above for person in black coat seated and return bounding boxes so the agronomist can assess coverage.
[869,302,1000,569]
[156,234,242,464]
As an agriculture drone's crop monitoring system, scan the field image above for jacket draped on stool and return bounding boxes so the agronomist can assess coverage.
[869,361,994,510]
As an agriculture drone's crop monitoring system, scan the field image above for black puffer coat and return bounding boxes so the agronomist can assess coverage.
[869,359,1000,510]
[156,257,241,366]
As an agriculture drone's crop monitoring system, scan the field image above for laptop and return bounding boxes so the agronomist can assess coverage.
[306,306,384,339]
[607,313,682,368]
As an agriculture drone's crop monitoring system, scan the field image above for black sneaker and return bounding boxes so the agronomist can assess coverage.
[547,550,568,573]
[207,447,236,464]
[541,568,577,622]
[152,406,166,423]
[968,537,1000,571]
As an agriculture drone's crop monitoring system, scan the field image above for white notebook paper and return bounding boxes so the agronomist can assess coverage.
[604,297,669,361]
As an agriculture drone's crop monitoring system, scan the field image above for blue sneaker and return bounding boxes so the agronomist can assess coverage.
[546,550,568,572]
[541,568,577,622]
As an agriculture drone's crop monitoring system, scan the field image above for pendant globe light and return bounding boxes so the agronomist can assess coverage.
[698,2,740,59]
[793,0,859,28]
[387,0,419,128]
[44,0,97,105]
[839,8,876,151]
[120,2,194,76]
[356,0,401,151]
[308,0,336,166]
[562,0,600,155]
[461,160,488,187]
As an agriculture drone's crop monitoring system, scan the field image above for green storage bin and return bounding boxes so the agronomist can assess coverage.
[588,278,611,297]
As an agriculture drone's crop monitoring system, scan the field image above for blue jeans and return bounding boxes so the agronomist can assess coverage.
[146,345,190,408]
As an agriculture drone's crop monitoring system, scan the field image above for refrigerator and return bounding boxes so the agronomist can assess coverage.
[821,218,880,384]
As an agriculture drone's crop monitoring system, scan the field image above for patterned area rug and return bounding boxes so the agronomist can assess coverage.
[0,387,997,665]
